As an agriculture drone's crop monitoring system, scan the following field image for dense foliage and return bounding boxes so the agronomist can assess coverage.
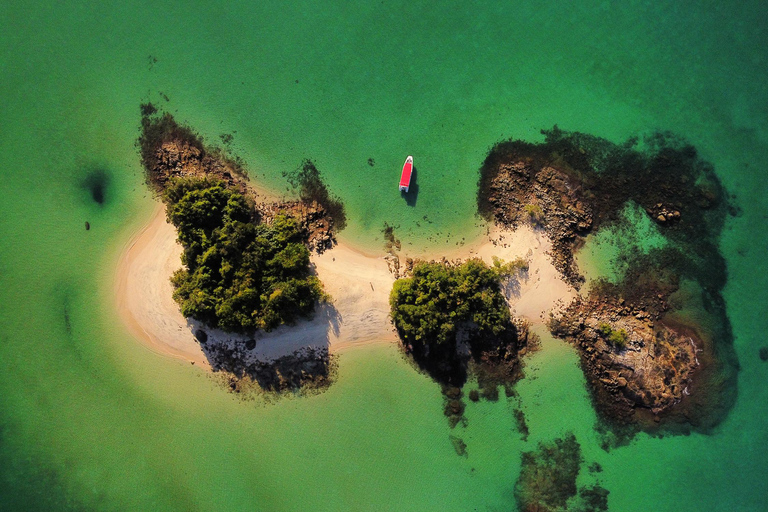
[389,259,516,382]
[164,177,324,333]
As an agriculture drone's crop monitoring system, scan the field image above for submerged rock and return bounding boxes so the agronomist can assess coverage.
[514,433,609,512]
[448,435,467,457]
[514,434,581,511]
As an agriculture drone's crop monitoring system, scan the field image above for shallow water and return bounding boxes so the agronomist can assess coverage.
[2,1,767,510]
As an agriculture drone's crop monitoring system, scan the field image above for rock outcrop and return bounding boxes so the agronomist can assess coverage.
[478,128,738,433]
[551,295,700,424]
[484,161,592,287]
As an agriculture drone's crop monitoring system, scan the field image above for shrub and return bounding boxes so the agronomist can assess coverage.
[164,177,324,333]
[524,203,546,226]
[596,321,628,349]
[491,256,529,277]
[608,328,628,348]
[597,322,613,336]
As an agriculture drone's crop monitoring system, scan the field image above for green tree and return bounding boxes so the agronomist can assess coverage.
[164,177,324,334]
[390,259,515,383]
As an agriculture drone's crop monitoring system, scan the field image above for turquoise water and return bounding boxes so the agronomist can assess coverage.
[2,1,767,510]
[575,202,669,284]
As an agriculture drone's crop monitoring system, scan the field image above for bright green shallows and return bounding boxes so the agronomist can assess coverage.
[2,1,767,510]
[576,201,669,285]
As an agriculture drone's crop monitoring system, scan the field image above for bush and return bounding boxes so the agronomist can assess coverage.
[491,256,529,277]
[390,259,512,353]
[524,204,546,226]
[597,322,613,336]
[596,321,628,349]
[164,177,324,333]
[608,328,628,348]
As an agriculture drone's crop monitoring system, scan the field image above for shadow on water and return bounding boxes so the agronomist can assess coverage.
[189,302,341,393]
[401,166,419,207]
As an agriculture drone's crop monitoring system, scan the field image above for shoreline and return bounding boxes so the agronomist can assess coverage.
[114,202,576,370]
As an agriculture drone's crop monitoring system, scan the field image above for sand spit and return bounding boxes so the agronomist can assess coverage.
[115,203,574,369]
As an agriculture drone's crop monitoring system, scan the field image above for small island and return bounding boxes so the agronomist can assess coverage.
[135,104,346,391]
[390,257,533,425]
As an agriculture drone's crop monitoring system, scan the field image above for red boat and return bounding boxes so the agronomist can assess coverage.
[399,155,413,192]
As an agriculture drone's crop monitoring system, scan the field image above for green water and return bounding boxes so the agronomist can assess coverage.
[2,1,767,510]
[575,201,669,284]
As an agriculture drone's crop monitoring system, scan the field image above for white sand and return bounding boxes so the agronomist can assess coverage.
[114,204,575,367]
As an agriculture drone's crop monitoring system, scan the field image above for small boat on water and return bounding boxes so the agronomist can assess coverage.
[399,155,413,192]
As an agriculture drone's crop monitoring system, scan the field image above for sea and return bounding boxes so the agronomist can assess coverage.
[1,2,766,510]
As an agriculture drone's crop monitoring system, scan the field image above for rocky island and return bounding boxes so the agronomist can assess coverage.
[478,127,739,435]
[136,104,346,391]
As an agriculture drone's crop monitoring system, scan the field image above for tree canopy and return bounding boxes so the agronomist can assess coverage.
[389,259,515,382]
[163,177,324,333]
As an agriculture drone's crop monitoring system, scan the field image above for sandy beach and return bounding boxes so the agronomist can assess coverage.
[115,203,575,368]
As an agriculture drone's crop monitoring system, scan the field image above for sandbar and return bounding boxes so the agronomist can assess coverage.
[114,204,575,368]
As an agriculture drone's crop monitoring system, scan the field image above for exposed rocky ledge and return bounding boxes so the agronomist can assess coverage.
[212,346,334,394]
[478,128,739,434]
[483,160,593,287]
[551,294,700,424]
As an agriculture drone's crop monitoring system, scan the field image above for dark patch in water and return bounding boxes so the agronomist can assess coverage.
[448,435,467,457]
[63,305,72,336]
[514,433,609,512]
[84,221,90,231]
[513,408,529,441]
[81,169,110,206]
[140,102,157,117]
[760,347,768,361]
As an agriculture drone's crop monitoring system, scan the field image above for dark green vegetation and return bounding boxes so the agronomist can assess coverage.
[514,433,609,512]
[164,177,324,333]
[597,322,628,349]
[389,259,523,386]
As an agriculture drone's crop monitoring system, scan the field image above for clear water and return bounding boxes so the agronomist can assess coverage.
[2,1,767,510]
[575,201,669,284]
